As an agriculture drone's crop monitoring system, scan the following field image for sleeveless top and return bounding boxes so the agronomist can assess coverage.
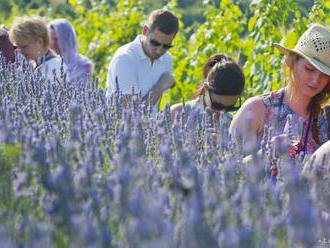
[260,88,328,155]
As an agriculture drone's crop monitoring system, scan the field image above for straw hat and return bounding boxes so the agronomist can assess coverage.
[274,24,330,76]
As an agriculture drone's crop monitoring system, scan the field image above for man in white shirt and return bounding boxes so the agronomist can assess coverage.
[106,9,179,112]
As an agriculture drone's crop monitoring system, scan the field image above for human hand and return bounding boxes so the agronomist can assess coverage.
[283,114,304,147]
[271,133,305,159]
[159,72,175,90]
[271,134,289,158]
[207,126,218,145]
[288,143,301,157]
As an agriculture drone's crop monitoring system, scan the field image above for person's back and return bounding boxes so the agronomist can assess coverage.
[106,9,179,114]
[304,140,330,168]
[0,26,15,64]
[49,18,93,83]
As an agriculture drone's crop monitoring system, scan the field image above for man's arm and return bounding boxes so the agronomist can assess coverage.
[107,54,138,92]
[143,72,175,105]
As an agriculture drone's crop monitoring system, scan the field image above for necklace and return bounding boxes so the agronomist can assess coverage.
[279,89,313,155]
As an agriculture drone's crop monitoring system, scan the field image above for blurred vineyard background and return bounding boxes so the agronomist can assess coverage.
[1,0,330,106]
[2,1,330,246]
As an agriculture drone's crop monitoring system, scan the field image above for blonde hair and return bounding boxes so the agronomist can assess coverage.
[9,16,49,48]
[283,51,330,144]
[282,52,299,102]
[283,52,330,110]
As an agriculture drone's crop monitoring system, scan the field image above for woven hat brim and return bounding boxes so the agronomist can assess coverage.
[274,43,330,76]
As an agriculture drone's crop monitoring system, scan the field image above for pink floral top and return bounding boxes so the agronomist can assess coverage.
[260,89,329,155]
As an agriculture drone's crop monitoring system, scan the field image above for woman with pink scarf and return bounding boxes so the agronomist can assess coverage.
[49,19,93,82]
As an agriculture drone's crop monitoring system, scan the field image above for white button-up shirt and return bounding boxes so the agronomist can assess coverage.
[106,35,173,111]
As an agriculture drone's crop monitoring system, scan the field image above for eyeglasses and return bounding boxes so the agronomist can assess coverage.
[15,43,30,50]
[149,38,173,50]
[208,91,242,112]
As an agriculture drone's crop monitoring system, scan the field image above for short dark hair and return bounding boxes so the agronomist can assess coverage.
[204,54,245,95]
[147,9,179,35]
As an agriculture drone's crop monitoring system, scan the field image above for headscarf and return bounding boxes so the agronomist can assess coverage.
[49,19,93,82]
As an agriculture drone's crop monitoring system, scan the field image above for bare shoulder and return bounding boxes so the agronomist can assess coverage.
[241,95,265,109]
[229,95,266,137]
[170,102,183,121]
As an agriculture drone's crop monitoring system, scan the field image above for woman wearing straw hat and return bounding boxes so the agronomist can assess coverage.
[230,24,330,157]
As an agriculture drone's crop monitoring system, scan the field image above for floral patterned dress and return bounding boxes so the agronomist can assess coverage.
[260,88,329,155]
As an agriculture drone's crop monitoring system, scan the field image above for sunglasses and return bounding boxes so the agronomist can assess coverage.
[14,43,30,50]
[209,91,241,112]
[149,38,173,50]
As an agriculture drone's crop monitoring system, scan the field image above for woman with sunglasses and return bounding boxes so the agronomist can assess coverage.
[9,16,67,83]
[170,54,245,127]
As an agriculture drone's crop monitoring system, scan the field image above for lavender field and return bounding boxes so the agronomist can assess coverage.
[0,54,330,247]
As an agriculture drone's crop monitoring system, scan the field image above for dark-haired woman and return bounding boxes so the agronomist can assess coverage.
[170,53,245,129]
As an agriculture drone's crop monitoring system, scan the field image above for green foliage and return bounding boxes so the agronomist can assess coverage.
[0,0,66,25]
[67,0,145,86]
[243,0,302,96]
[166,0,330,104]
[241,0,330,98]
[0,143,21,209]
[2,0,330,105]
[163,0,247,106]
